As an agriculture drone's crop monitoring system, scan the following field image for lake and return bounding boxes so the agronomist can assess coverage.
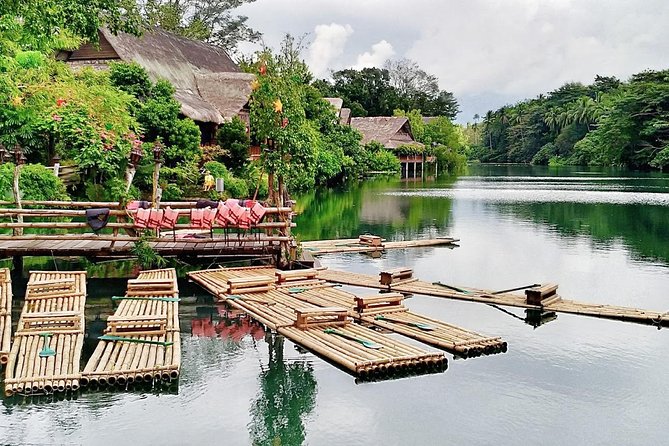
[1,164,668,445]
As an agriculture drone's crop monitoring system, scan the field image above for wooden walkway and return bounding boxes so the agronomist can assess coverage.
[0,235,282,258]
[4,271,87,396]
[301,236,459,255]
[0,268,11,365]
[318,270,669,328]
[81,268,181,388]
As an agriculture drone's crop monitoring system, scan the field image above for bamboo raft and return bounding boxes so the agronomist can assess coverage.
[289,288,507,358]
[4,271,87,396]
[301,236,459,255]
[193,267,509,377]
[81,268,180,388]
[0,268,12,365]
[318,270,669,327]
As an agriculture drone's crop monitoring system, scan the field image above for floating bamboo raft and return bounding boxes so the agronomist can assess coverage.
[4,271,87,396]
[192,267,500,378]
[289,287,506,358]
[318,270,669,327]
[0,268,12,365]
[301,236,459,255]
[81,268,180,388]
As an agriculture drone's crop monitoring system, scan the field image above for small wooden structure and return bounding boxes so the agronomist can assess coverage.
[379,267,416,286]
[81,268,180,388]
[4,271,87,396]
[0,268,12,365]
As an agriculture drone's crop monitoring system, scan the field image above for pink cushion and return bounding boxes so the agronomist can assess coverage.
[134,208,150,229]
[202,208,217,229]
[190,208,204,228]
[161,207,179,229]
[147,209,164,229]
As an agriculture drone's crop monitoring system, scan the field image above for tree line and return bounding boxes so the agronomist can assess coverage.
[474,72,669,170]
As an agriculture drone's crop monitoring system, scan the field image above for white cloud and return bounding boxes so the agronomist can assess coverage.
[307,23,354,78]
[353,40,395,69]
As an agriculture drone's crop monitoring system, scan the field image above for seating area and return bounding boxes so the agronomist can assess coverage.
[130,199,269,238]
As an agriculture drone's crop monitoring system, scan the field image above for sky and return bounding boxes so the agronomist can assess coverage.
[235,0,669,123]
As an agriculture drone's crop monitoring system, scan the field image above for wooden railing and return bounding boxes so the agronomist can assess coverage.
[0,201,295,244]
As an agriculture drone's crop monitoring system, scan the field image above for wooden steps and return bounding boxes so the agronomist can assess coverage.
[4,271,87,396]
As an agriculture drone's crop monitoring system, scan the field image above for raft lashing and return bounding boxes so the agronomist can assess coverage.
[189,267,507,379]
[0,268,12,365]
[4,271,87,396]
[317,269,669,328]
[81,268,180,389]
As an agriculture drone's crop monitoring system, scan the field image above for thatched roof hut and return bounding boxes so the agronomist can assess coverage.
[58,28,254,132]
[350,117,423,149]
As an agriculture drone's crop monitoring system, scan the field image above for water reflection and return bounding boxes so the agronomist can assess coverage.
[249,334,317,446]
[295,177,457,241]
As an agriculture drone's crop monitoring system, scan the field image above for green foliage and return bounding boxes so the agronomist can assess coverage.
[368,150,400,173]
[216,116,250,174]
[0,0,142,52]
[319,62,459,119]
[477,70,669,170]
[0,163,68,201]
[18,164,69,200]
[433,145,467,174]
[142,0,261,52]
[132,236,168,270]
[109,62,202,168]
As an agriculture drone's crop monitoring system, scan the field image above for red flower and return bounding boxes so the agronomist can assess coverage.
[52,114,62,122]
[56,98,67,107]
[281,117,289,128]
[259,64,267,75]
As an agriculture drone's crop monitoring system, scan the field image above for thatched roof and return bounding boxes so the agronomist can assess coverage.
[350,117,423,149]
[324,98,344,114]
[196,72,255,121]
[63,28,252,124]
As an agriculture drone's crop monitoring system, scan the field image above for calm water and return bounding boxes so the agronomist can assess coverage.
[2,165,668,445]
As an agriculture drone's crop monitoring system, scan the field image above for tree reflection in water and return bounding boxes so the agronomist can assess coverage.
[249,334,317,446]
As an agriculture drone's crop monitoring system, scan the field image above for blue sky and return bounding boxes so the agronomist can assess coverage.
[236,0,669,123]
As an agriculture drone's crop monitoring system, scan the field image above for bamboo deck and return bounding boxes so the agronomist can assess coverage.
[289,287,507,358]
[318,270,669,327]
[81,268,181,388]
[4,271,87,396]
[188,266,517,377]
[301,237,459,255]
[0,268,12,365]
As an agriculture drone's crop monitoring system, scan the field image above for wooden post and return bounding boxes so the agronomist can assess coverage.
[124,165,136,195]
[152,141,163,209]
[12,163,23,236]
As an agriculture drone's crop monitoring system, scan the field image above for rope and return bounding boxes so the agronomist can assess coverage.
[650,310,669,327]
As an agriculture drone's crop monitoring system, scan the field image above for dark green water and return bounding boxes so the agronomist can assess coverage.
[1,165,668,445]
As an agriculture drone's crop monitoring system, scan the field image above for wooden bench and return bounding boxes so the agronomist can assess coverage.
[275,269,318,283]
[355,293,405,314]
[379,267,415,286]
[21,311,81,332]
[227,275,275,294]
[127,278,175,292]
[106,315,167,336]
[294,307,348,329]
[525,283,559,305]
[27,279,77,297]
[359,235,382,247]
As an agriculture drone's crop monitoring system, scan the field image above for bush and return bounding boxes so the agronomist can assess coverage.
[216,116,250,173]
[18,164,69,200]
[368,150,400,173]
